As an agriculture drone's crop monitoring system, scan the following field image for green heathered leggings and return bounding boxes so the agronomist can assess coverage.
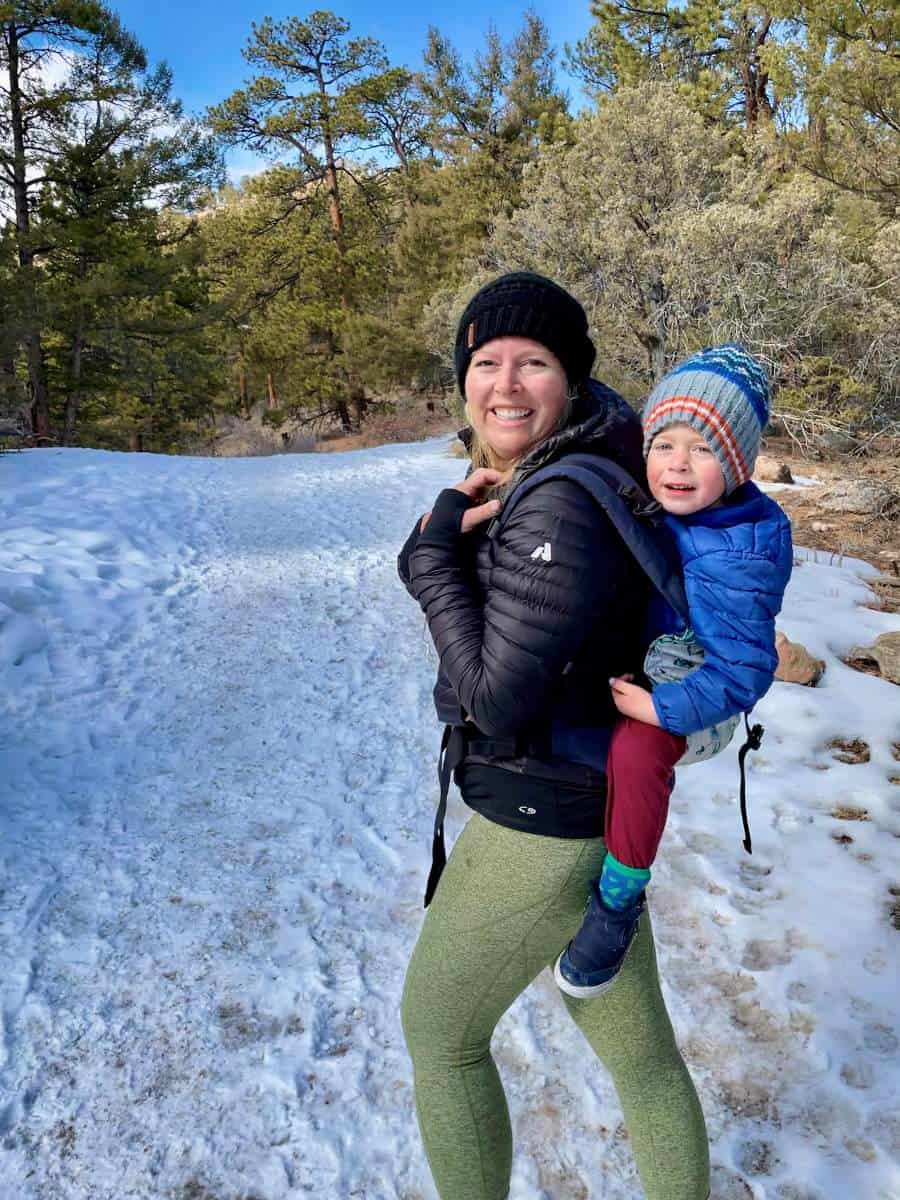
[401,814,710,1200]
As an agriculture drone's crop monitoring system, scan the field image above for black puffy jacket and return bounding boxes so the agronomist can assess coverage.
[399,382,656,800]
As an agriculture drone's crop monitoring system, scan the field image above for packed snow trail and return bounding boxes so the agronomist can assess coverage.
[1,444,898,1200]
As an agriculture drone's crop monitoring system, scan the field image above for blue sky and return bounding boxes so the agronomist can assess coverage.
[111,0,595,180]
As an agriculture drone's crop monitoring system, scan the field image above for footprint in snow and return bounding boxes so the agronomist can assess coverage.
[840,1059,875,1089]
[681,830,723,855]
[861,1023,899,1055]
[737,859,773,891]
[729,995,783,1042]
[741,936,793,971]
[708,969,756,999]
[864,1110,900,1157]
[787,974,816,1003]
[775,1185,827,1200]
[708,1165,754,1199]
[734,1136,782,1177]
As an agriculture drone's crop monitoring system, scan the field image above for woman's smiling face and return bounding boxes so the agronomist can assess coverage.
[464,337,570,466]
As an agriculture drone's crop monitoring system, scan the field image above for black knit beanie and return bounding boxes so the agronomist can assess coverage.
[454,272,596,395]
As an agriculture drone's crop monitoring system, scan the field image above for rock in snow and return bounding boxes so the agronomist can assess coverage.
[849,631,900,686]
[774,631,825,686]
[753,455,794,485]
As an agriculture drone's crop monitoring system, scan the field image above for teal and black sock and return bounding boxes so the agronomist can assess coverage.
[599,852,651,911]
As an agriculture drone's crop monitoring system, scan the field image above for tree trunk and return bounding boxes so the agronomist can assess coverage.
[647,336,666,383]
[743,15,775,131]
[321,137,344,241]
[129,431,145,452]
[266,372,277,409]
[0,355,19,414]
[63,308,86,446]
[646,275,668,383]
[807,32,828,148]
[743,65,758,129]
[6,25,51,441]
[315,62,369,435]
[335,399,352,433]
[350,386,367,430]
[239,365,248,415]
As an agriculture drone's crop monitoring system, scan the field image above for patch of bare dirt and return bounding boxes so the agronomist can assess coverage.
[827,737,871,764]
[831,805,870,821]
[762,437,899,608]
[315,401,457,453]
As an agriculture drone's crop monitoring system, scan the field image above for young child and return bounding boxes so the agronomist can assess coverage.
[555,344,793,998]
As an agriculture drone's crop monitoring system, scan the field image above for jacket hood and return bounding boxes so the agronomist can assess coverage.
[456,378,647,498]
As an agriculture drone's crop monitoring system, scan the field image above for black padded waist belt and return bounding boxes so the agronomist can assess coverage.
[423,725,607,907]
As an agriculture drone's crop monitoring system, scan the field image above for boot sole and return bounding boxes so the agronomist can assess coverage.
[553,952,619,999]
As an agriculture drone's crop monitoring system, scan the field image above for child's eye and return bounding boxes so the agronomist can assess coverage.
[692,444,713,455]
[651,441,672,453]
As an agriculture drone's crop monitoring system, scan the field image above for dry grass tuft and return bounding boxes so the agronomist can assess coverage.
[827,737,871,764]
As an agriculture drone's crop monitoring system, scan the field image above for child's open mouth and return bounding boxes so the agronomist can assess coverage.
[664,483,696,492]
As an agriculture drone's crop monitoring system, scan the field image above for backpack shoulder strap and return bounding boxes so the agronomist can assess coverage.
[489,453,689,622]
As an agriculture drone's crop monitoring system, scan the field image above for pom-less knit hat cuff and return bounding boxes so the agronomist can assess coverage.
[641,344,770,495]
[454,272,596,395]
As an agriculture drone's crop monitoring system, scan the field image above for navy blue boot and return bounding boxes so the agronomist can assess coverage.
[554,882,644,999]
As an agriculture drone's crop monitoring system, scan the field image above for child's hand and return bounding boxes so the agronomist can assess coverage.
[609,677,661,726]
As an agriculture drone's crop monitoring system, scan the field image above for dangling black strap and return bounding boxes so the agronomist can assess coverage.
[736,712,764,854]
[424,725,468,908]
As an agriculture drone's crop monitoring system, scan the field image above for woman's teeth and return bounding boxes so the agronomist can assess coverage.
[492,408,531,421]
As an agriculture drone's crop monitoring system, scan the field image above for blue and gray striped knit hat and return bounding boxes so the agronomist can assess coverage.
[641,344,770,494]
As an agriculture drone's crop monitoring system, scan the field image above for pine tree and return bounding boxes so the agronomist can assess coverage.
[38,49,219,443]
[567,0,789,129]
[1,0,143,439]
[209,11,414,430]
[421,11,568,223]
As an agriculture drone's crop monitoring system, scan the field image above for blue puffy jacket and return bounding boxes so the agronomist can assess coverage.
[650,482,793,736]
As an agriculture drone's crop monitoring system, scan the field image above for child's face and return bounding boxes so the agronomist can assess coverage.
[646,424,726,515]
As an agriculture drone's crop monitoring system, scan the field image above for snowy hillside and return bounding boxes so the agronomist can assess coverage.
[1,442,899,1200]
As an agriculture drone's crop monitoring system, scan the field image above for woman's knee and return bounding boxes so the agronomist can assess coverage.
[401,942,470,1065]
[400,949,429,1054]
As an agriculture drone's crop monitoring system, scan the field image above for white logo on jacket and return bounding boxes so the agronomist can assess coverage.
[530,542,552,562]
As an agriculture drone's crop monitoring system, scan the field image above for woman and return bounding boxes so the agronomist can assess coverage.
[398,273,709,1200]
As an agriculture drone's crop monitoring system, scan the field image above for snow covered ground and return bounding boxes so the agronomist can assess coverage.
[1,441,898,1200]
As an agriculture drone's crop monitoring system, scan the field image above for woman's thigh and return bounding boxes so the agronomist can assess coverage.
[402,814,605,1051]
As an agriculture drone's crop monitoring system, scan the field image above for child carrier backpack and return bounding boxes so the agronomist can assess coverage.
[424,453,762,907]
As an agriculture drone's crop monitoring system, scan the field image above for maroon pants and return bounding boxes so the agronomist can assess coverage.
[605,718,687,870]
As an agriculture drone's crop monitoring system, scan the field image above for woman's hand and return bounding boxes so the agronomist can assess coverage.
[610,676,661,726]
[453,468,505,533]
